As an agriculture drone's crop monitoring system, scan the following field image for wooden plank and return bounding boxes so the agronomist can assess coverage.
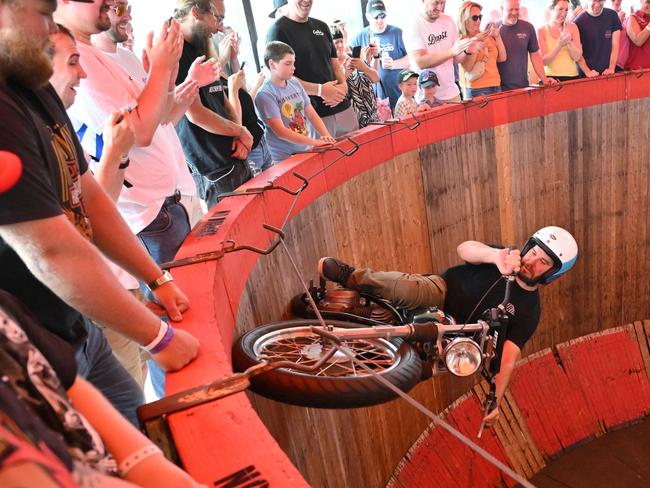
[557,326,650,430]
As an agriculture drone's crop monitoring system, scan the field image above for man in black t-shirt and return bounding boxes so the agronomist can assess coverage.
[266,0,359,138]
[319,226,578,426]
[174,0,255,208]
[0,0,199,425]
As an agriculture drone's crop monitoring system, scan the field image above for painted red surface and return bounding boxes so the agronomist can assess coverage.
[391,395,515,488]
[165,73,650,486]
[556,326,650,429]
[508,350,601,457]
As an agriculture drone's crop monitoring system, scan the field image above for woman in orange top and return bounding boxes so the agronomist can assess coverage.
[457,1,507,99]
[538,0,583,81]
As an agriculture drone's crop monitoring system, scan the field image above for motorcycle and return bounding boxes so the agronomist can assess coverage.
[233,275,514,428]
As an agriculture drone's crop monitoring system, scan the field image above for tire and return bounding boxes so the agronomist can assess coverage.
[232,319,423,409]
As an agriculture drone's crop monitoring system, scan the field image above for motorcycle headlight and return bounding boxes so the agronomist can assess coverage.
[444,338,482,377]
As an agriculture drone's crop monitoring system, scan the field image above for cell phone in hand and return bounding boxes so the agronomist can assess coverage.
[351,46,362,59]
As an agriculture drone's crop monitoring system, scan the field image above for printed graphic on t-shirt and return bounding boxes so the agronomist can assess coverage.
[49,124,92,240]
[428,31,448,45]
[281,99,308,136]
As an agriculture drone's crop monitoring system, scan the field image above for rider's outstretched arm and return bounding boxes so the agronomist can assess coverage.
[483,339,521,425]
[457,241,521,275]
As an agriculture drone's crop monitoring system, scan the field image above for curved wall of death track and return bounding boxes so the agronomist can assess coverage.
[160,73,650,487]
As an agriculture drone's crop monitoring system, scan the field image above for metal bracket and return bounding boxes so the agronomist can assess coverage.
[301,136,360,157]
[369,113,421,130]
[216,172,309,199]
[635,69,645,79]
[160,224,285,270]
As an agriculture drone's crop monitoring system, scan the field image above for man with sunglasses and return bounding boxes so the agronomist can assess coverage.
[349,0,410,111]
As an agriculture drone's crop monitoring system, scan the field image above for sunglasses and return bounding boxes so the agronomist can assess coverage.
[471,14,483,21]
[111,4,132,16]
[374,13,387,19]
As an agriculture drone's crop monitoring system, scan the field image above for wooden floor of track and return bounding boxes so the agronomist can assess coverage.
[530,416,650,488]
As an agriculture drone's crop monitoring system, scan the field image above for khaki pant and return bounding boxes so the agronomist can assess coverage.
[348,268,447,310]
[99,288,149,389]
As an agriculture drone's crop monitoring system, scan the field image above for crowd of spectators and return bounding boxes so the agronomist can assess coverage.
[0,0,649,484]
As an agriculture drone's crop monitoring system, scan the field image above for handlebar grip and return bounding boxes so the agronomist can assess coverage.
[408,323,438,342]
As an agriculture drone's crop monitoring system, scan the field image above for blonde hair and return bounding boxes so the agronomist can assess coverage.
[457,1,483,37]
[173,0,212,21]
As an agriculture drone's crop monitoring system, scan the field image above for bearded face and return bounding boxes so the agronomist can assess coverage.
[0,26,53,89]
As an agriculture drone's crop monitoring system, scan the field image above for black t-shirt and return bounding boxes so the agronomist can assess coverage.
[442,262,541,350]
[176,41,247,179]
[266,16,352,118]
[0,82,89,346]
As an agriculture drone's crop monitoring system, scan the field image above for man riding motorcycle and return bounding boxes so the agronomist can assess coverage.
[319,226,578,425]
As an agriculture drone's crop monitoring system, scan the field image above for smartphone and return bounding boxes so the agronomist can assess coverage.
[351,45,362,59]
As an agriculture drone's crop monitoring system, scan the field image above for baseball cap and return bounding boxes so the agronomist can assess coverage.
[269,0,288,18]
[398,69,418,83]
[366,0,387,16]
[418,69,439,88]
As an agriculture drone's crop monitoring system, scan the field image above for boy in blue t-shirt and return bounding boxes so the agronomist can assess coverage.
[254,41,335,164]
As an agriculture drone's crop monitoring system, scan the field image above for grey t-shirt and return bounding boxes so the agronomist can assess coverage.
[497,20,539,90]
[254,78,311,163]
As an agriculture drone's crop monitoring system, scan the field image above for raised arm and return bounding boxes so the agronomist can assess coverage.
[456,241,521,275]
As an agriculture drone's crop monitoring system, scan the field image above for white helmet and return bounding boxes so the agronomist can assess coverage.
[520,226,578,285]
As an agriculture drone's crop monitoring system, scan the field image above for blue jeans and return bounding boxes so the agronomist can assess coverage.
[137,195,191,399]
[189,161,253,210]
[464,86,501,99]
[75,318,144,426]
[248,135,273,175]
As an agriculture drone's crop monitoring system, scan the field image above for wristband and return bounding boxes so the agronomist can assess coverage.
[149,324,175,354]
[464,49,472,55]
[144,320,168,352]
[118,157,130,170]
[118,445,162,477]
[317,83,322,97]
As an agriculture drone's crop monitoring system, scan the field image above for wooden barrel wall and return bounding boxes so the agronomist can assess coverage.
[164,73,650,487]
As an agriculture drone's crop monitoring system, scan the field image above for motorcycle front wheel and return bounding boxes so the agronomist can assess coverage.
[232,319,423,409]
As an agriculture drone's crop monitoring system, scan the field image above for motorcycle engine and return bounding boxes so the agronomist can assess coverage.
[319,288,396,323]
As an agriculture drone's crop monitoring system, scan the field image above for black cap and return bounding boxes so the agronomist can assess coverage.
[269,0,288,18]
[366,0,387,16]
[398,69,418,83]
[418,69,439,88]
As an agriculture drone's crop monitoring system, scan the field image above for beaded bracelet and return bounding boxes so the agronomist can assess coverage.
[118,445,162,477]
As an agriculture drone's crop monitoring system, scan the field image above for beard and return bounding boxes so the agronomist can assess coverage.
[0,28,53,89]
[107,24,128,44]
[189,22,211,58]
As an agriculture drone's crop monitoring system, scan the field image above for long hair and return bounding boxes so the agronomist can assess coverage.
[457,1,483,37]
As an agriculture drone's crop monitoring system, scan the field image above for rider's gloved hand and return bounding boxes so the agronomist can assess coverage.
[495,248,521,276]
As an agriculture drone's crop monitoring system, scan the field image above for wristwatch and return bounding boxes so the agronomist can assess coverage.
[147,270,173,291]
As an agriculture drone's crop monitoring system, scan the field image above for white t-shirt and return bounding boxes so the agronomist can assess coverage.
[67,43,195,235]
[403,13,459,100]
